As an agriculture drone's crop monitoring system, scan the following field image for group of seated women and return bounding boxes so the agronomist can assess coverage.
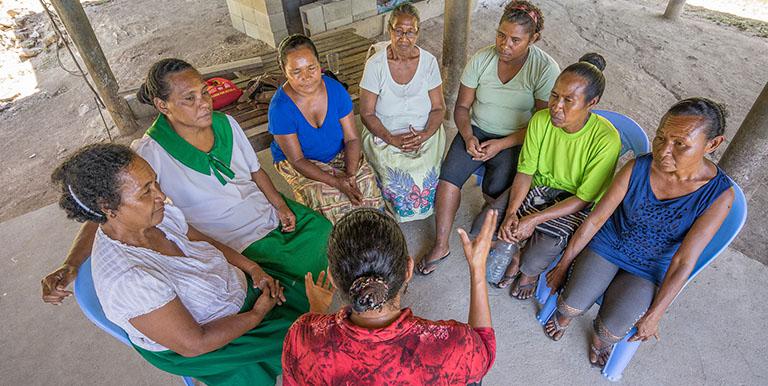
[40,1,735,384]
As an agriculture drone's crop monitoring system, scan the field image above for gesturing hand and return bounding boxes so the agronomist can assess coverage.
[458,209,498,273]
[42,264,78,305]
[305,270,335,314]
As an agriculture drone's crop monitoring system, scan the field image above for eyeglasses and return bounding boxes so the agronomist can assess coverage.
[391,28,418,39]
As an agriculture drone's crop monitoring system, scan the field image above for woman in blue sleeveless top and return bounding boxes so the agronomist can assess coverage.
[541,98,735,367]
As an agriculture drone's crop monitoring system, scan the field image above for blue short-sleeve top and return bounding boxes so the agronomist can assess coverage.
[269,76,354,163]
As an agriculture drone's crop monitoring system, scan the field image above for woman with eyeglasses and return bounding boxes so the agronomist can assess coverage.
[269,34,385,224]
[359,2,446,222]
[418,1,561,275]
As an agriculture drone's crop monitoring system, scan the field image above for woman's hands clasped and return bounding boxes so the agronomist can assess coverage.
[247,265,286,305]
[386,125,431,153]
[498,213,536,243]
[333,173,364,206]
[276,204,296,233]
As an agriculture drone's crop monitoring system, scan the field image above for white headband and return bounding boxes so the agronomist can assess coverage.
[67,184,104,218]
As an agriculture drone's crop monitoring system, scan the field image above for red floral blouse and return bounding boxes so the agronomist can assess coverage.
[282,307,496,385]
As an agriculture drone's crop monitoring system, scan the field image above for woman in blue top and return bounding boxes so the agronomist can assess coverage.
[269,34,384,223]
[542,98,734,367]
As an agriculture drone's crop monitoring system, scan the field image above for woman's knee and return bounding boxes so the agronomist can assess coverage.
[597,275,656,340]
[481,168,515,198]
[519,232,565,276]
[559,249,620,311]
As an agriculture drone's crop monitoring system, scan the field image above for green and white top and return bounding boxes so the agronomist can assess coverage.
[460,44,560,136]
[133,112,279,252]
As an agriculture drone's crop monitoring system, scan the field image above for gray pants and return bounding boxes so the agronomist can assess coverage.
[470,188,568,277]
[558,248,658,344]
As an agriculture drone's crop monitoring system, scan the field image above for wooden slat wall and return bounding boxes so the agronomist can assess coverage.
[119,29,375,153]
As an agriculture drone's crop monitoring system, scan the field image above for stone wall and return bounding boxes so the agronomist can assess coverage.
[299,0,444,39]
[226,0,289,48]
[225,0,445,46]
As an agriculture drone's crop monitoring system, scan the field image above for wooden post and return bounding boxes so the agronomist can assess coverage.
[663,0,687,20]
[719,81,768,189]
[49,0,139,135]
[441,0,473,116]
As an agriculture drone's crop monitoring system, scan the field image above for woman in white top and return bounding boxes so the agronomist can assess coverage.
[359,3,446,222]
[50,143,296,385]
[41,59,331,315]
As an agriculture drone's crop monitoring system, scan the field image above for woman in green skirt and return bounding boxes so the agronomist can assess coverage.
[41,59,332,385]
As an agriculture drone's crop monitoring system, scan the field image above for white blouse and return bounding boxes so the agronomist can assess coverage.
[133,115,279,252]
[359,44,443,135]
[92,204,248,351]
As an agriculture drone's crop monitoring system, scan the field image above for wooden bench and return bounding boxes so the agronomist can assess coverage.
[122,29,375,153]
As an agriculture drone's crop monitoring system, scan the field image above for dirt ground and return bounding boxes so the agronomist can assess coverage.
[1,0,766,259]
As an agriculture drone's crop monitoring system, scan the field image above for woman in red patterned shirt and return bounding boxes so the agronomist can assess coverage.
[282,208,498,385]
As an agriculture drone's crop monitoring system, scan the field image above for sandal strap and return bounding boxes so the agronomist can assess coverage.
[590,342,613,357]
[550,311,565,332]
[417,252,450,274]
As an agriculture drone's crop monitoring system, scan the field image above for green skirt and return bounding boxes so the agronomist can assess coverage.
[133,199,331,385]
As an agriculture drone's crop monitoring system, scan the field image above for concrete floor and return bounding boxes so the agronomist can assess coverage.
[1,149,767,385]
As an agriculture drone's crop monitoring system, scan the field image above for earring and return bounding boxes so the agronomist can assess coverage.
[403,283,409,295]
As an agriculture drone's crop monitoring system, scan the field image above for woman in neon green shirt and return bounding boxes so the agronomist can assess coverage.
[494,53,622,299]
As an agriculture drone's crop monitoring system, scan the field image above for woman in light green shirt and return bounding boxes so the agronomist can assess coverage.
[494,53,622,299]
[418,1,560,275]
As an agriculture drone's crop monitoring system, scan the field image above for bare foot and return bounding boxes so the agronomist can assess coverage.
[589,333,613,367]
[510,273,538,300]
[544,311,571,341]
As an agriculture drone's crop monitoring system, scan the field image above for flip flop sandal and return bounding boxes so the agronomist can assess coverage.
[416,252,451,276]
[544,311,568,341]
[495,273,518,289]
[510,276,538,300]
[589,342,613,368]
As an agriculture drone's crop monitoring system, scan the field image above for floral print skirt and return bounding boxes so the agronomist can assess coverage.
[362,125,446,222]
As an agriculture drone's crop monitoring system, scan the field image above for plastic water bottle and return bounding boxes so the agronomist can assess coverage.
[486,241,517,284]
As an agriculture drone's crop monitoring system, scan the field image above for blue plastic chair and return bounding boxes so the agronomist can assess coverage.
[532,110,650,304]
[535,180,747,381]
[74,258,196,386]
[474,109,650,185]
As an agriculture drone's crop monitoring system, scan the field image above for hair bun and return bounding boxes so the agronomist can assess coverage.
[349,275,390,313]
[578,52,606,71]
[136,82,153,106]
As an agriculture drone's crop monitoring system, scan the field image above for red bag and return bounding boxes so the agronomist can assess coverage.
[206,77,243,110]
